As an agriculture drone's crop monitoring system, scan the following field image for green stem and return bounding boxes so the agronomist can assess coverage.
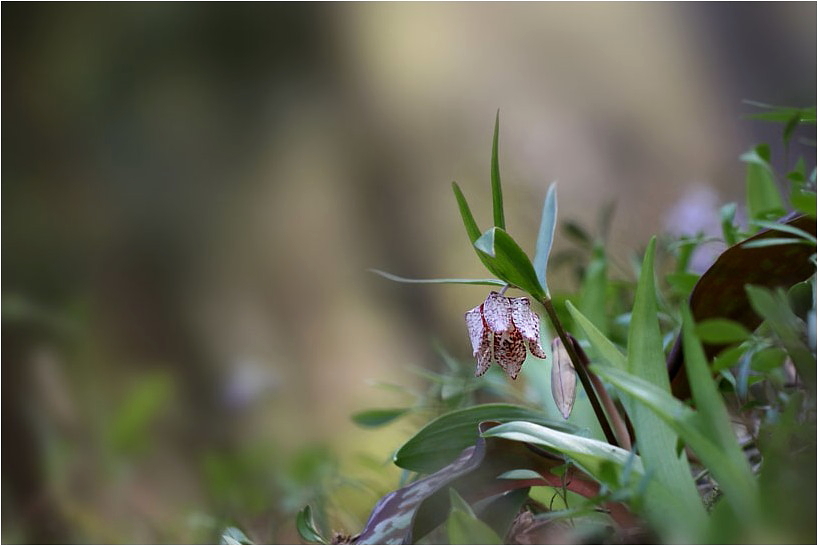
[540,297,619,447]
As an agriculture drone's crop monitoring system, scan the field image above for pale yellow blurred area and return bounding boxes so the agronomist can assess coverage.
[3,3,814,543]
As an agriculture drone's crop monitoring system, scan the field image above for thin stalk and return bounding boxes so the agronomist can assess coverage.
[540,297,619,447]
[571,338,633,450]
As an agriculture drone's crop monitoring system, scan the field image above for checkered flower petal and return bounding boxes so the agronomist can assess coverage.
[510,297,547,359]
[494,329,527,380]
[465,305,492,376]
[465,292,547,380]
[482,291,513,333]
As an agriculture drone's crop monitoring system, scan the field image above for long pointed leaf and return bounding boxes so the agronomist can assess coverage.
[491,110,505,230]
[565,300,626,370]
[533,182,558,296]
[625,238,707,538]
[368,269,506,287]
[681,307,755,479]
[482,420,643,489]
[590,364,759,519]
[452,181,483,242]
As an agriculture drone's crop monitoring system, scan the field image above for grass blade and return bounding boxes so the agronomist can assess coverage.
[624,238,707,539]
[368,269,506,287]
[532,182,558,296]
[491,110,505,230]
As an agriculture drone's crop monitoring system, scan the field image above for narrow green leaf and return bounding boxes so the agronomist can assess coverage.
[590,364,759,520]
[394,403,576,473]
[532,182,558,296]
[491,110,505,230]
[750,347,787,372]
[711,345,748,373]
[368,269,506,287]
[741,237,813,249]
[351,407,410,428]
[741,146,785,221]
[482,421,644,490]
[296,506,328,544]
[565,300,626,370]
[452,181,482,243]
[625,238,707,537]
[578,245,608,335]
[452,182,507,278]
[745,285,816,390]
[694,318,752,344]
[720,202,739,246]
[749,220,817,244]
[682,308,755,472]
[475,227,545,299]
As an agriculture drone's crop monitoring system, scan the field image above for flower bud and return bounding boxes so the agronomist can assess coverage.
[550,337,577,419]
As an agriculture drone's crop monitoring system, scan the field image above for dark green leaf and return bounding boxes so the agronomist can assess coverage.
[533,182,558,296]
[694,318,752,344]
[296,506,328,544]
[750,347,787,373]
[562,220,592,247]
[790,191,817,217]
[491,110,505,230]
[711,345,748,373]
[720,203,739,246]
[741,145,785,221]
[475,227,545,299]
[745,285,816,390]
[452,182,505,278]
[351,408,410,428]
[368,269,506,287]
[394,404,576,473]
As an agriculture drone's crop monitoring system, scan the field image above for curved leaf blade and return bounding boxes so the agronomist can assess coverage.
[351,407,410,428]
[482,420,642,490]
[626,238,707,538]
[491,110,505,230]
[533,182,558,296]
[395,403,576,473]
[590,364,759,519]
[368,269,506,287]
[296,506,328,545]
[475,227,545,299]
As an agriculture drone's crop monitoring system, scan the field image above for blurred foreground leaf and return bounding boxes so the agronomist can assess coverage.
[394,404,576,474]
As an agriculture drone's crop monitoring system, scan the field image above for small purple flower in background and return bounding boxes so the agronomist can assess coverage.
[465,291,547,380]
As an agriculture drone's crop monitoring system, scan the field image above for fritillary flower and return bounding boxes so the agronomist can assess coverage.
[465,291,547,380]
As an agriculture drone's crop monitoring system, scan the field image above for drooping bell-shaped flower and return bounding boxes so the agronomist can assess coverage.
[465,291,547,380]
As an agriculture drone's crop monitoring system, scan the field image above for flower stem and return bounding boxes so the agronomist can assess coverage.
[539,297,619,447]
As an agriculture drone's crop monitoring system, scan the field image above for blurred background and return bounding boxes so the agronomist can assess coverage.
[2,3,815,543]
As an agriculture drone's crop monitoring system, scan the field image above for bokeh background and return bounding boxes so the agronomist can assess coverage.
[2,3,815,543]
